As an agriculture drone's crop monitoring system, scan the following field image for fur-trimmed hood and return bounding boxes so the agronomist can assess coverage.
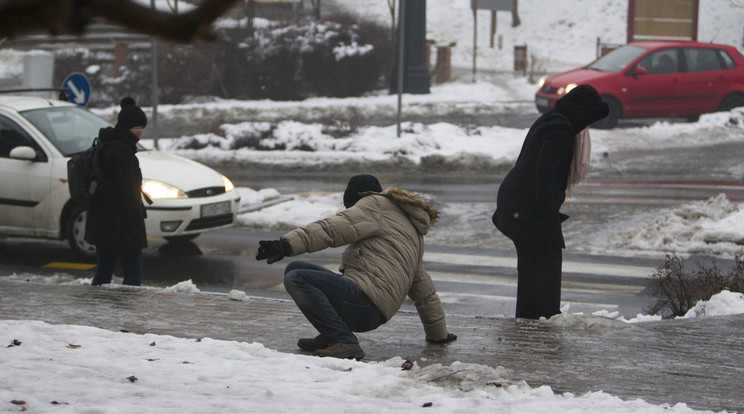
[381,187,438,235]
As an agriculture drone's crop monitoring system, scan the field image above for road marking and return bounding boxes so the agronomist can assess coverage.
[42,262,96,270]
[330,259,641,312]
[435,291,620,312]
[568,181,744,205]
[423,252,655,279]
[427,270,644,295]
[582,181,744,190]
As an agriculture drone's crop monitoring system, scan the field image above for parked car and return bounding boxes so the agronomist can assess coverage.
[0,95,240,256]
[535,41,744,128]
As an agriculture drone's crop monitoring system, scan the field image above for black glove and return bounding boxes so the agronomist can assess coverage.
[256,239,288,264]
[426,332,457,344]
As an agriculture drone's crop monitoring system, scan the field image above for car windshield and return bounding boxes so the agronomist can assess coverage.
[586,45,647,72]
[20,106,112,156]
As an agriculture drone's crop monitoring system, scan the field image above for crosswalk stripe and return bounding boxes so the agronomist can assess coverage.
[426,269,645,295]
[581,181,744,190]
[436,291,620,311]
[423,252,655,279]
[566,181,744,204]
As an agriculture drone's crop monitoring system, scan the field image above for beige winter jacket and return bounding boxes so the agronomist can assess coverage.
[281,187,448,341]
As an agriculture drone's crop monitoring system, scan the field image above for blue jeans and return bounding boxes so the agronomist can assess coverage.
[92,247,143,286]
[283,260,385,345]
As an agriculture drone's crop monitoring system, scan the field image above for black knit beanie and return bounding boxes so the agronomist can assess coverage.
[116,97,148,130]
[343,174,382,208]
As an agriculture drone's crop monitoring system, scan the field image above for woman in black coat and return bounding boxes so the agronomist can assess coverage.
[85,97,148,286]
[493,85,609,319]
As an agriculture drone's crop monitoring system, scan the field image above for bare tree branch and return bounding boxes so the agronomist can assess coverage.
[0,0,241,42]
[310,0,321,20]
[166,0,179,14]
[387,0,396,35]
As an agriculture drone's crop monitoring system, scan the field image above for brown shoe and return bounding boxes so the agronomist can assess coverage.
[313,343,365,360]
[297,335,329,351]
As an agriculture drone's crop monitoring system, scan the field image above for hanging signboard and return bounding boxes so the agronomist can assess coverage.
[471,0,513,11]
[470,0,516,81]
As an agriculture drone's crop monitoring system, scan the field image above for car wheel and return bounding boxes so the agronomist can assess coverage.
[164,234,200,243]
[67,205,96,258]
[719,94,744,111]
[592,97,621,129]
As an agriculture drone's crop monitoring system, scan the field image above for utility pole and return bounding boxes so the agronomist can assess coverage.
[150,0,160,149]
[390,0,430,94]
[396,0,406,137]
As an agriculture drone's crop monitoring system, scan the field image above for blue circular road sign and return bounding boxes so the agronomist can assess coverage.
[62,72,91,107]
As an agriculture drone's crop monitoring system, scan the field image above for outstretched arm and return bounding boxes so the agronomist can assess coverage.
[408,263,455,342]
[283,196,382,256]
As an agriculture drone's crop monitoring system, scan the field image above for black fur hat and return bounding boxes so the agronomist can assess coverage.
[343,174,382,208]
[116,97,147,130]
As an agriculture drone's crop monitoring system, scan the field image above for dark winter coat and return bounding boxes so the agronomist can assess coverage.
[84,126,147,249]
[493,85,609,248]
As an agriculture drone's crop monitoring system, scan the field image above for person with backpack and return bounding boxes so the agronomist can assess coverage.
[256,174,456,360]
[85,97,148,286]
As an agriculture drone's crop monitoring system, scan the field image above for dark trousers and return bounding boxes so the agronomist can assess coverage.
[92,247,143,286]
[283,260,385,345]
[513,239,562,319]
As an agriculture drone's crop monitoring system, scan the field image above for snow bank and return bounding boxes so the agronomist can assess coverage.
[165,107,744,170]
[237,191,343,229]
[0,320,716,413]
[610,194,744,256]
[682,290,744,318]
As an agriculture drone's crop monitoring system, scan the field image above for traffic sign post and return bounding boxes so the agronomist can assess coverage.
[61,72,91,107]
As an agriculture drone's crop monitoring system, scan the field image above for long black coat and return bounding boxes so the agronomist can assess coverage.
[493,85,609,248]
[84,126,147,249]
[493,111,574,248]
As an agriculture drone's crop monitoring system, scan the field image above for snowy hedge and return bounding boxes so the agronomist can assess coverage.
[53,15,394,106]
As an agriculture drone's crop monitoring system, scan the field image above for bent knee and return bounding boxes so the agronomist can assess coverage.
[283,259,309,275]
[283,269,304,289]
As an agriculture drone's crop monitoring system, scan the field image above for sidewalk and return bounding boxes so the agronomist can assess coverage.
[1,278,742,413]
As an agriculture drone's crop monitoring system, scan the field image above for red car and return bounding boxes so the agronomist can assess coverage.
[535,41,744,128]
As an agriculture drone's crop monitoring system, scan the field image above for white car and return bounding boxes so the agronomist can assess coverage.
[0,95,240,256]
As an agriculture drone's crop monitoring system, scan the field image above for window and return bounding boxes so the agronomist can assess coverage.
[718,50,736,69]
[0,116,45,161]
[21,106,109,156]
[638,49,679,75]
[684,48,724,72]
[587,45,647,73]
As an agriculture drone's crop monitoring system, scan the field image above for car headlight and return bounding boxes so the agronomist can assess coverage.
[221,174,235,193]
[537,77,546,89]
[142,179,187,199]
[558,83,578,95]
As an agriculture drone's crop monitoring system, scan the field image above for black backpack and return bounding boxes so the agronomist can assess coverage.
[67,138,109,204]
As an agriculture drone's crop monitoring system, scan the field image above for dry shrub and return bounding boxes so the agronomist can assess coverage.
[645,252,744,318]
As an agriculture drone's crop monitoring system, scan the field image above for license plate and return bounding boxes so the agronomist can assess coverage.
[536,97,549,107]
[201,201,231,218]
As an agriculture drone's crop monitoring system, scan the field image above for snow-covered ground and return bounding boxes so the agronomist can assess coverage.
[1,281,742,414]
[330,0,744,73]
[0,320,714,414]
